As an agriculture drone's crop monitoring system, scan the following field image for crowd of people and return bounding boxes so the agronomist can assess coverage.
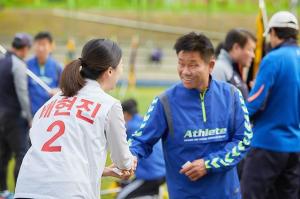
[0,10,299,199]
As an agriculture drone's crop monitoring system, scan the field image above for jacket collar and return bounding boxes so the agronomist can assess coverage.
[218,49,234,65]
[272,38,298,51]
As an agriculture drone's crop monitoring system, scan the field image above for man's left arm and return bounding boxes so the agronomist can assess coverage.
[203,88,252,173]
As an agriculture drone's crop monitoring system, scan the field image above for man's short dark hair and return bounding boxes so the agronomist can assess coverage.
[272,27,298,40]
[122,98,138,116]
[34,31,53,43]
[174,32,214,63]
[224,29,256,52]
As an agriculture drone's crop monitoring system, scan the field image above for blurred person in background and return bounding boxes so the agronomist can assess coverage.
[212,28,256,99]
[117,98,165,199]
[241,11,300,199]
[0,33,32,199]
[212,29,256,179]
[27,31,62,116]
[65,37,76,64]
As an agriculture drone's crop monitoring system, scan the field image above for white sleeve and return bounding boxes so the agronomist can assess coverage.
[105,102,133,170]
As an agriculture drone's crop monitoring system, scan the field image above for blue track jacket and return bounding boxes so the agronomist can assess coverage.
[27,56,62,115]
[246,40,300,152]
[126,114,165,180]
[130,79,252,199]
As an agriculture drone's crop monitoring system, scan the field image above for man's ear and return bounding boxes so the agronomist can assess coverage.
[208,58,215,74]
[232,43,240,52]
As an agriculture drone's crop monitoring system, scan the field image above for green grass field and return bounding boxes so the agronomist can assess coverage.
[7,86,166,198]
[0,0,297,14]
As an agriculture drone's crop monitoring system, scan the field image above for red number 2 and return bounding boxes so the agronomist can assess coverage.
[41,120,65,152]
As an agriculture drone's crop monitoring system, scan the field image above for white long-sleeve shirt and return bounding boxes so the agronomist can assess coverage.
[15,79,133,199]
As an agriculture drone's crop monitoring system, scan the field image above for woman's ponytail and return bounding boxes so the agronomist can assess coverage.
[59,59,86,97]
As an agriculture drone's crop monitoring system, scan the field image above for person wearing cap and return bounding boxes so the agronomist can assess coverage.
[27,31,62,116]
[117,98,165,199]
[241,11,300,199]
[0,33,32,199]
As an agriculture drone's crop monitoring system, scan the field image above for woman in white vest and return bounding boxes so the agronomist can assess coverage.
[14,39,135,199]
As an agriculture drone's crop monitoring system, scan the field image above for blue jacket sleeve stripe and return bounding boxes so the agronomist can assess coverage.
[130,97,167,159]
[204,89,253,172]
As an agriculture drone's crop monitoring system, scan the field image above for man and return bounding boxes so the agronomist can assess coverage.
[27,31,62,116]
[212,28,256,99]
[241,11,300,199]
[118,99,165,199]
[0,33,32,199]
[130,32,252,199]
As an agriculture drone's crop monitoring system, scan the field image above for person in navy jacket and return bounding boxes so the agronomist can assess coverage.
[130,32,252,199]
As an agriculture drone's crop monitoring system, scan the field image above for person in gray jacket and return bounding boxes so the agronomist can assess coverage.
[212,29,256,99]
[0,33,32,199]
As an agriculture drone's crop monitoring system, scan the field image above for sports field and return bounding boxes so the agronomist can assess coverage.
[7,86,166,198]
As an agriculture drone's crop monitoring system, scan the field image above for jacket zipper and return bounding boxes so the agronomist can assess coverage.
[200,90,207,122]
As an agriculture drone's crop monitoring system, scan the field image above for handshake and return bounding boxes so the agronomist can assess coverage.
[102,156,137,180]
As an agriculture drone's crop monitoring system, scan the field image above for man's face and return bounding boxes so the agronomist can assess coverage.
[269,29,279,48]
[123,112,131,123]
[234,39,256,67]
[103,58,124,91]
[19,46,30,60]
[177,51,214,90]
[34,38,52,62]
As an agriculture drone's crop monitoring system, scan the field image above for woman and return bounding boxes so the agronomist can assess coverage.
[14,39,135,199]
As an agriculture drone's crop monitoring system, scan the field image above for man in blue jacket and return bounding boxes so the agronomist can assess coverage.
[27,31,62,115]
[130,32,252,199]
[241,11,300,199]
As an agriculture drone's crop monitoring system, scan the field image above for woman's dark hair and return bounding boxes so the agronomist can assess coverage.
[60,39,122,97]
[174,32,214,63]
[223,29,256,52]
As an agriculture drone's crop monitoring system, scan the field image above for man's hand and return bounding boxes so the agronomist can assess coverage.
[131,156,138,173]
[179,159,207,181]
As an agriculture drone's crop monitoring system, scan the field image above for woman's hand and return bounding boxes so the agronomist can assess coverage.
[102,164,132,180]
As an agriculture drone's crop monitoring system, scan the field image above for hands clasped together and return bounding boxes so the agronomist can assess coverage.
[103,156,138,180]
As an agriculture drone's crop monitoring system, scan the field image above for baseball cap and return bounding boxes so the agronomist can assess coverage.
[264,11,299,36]
[12,33,32,49]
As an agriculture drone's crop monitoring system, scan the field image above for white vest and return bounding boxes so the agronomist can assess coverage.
[15,80,133,199]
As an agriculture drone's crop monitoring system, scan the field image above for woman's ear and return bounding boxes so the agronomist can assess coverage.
[107,67,113,75]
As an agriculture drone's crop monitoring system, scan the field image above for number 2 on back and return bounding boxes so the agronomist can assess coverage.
[42,120,65,152]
